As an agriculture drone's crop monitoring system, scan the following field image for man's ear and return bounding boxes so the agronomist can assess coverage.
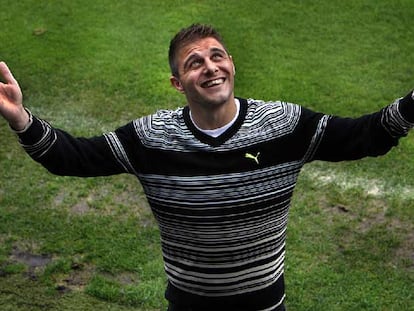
[170,76,184,93]
[230,55,235,75]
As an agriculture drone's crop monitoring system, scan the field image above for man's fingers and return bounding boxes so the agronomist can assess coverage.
[0,61,18,86]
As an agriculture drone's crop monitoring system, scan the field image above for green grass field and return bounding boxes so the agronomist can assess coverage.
[1,0,413,310]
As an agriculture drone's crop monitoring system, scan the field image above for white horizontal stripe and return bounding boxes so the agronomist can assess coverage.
[140,159,300,185]
[160,220,287,246]
[146,184,294,210]
[168,264,284,296]
[154,197,290,227]
[159,223,286,245]
[163,243,285,270]
[165,249,284,281]
[257,294,285,311]
[164,243,284,264]
[161,226,286,253]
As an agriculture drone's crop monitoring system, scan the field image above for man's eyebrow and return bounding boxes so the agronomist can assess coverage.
[210,47,227,54]
[183,47,227,69]
[183,54,201,69]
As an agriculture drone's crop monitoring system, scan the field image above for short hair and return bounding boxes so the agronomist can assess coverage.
[168,23,227,77]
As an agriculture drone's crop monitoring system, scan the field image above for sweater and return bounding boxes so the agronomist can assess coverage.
[17,93,414,310]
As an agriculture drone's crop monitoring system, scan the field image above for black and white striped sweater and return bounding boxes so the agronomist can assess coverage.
[17,93,414,310]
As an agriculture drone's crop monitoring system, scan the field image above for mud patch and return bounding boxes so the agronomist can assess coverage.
[52,179,154,225]
[11,248,52,268]
[9,247,52,280]
[55,263,96,294]
[394,223,414,270]
[354,215,413,270]
[7,246,98,295]
[71,200,90,214]
[110,271,139,285]
[319,196,414,270]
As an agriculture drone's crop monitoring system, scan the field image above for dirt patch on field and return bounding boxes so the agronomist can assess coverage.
[55,262,96,294]
[3,246,96,294]
[2,244,52,280]
[11,248,52,269]
[3,244,142,295]
[394,223,414,270]
[319,195,414,271]
[52,181,155,227]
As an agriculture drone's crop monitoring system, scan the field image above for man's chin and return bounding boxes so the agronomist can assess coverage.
[203,97,230,107]
[187,88,234,108]
[202,91,233,106]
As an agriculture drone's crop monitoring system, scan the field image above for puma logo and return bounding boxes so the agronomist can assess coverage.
[245,152,260,165]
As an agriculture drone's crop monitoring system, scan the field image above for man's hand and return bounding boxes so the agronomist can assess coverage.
[0,61,29,131]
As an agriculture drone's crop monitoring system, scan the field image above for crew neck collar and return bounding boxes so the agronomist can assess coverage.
[189,98,240,138]
[183,97,247,147]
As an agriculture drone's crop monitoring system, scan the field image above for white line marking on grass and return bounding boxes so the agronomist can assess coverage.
[303,166,414,199]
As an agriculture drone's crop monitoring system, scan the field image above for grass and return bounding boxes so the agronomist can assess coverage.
[0,0,413,310]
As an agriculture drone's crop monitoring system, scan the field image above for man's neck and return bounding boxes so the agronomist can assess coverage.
[189,97,238,130]
[190,99,240,137]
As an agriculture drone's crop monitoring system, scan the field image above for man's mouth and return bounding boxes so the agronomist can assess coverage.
[201,78,225,88]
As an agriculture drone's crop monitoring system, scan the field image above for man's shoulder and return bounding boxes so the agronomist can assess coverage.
[149,106,185,122]
[133,106,185,127]
[132,106,189,143]
[243,98,302,118]
[154,106,185,118]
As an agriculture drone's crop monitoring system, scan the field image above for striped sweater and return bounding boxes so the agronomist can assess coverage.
[17,93,414,310]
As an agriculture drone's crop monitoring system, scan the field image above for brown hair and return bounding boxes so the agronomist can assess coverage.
[168,24,227,77]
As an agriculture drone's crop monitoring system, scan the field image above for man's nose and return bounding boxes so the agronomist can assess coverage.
[203,59,218,74]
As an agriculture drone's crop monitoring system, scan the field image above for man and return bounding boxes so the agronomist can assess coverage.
[0,24,413,311]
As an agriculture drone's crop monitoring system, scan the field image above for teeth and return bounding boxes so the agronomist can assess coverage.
[205,79,223,87]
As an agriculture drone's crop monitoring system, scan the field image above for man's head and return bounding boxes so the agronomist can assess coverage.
[168,24,236,119]
[169,24,228,78]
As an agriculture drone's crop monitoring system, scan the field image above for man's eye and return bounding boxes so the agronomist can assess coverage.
[190,60,202,68]
[212,54,223,60]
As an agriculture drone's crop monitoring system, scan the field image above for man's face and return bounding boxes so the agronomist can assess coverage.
[170,37,235,110]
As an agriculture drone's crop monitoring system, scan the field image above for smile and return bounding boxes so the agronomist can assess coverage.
[201,78,225,88]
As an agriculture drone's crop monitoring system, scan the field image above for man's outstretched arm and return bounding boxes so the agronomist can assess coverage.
[0,61,30,131]
[312,90,414,162]
[0,61,133,177]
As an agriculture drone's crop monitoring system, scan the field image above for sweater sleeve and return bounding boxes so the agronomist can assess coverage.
[16,113,133,177]
[311,91,414,162]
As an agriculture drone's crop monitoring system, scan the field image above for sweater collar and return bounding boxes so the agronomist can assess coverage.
[183,97,248,147]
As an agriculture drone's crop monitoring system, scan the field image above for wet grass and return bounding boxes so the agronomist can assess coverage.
[1,0,414,310]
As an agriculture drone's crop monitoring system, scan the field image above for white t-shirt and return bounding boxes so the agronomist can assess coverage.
[190,98,240,137]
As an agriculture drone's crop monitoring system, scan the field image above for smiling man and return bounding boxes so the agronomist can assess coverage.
[169,32,237,131]
[1,24,414,311]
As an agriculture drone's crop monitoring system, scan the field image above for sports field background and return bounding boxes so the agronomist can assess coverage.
[0,1,413,310]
